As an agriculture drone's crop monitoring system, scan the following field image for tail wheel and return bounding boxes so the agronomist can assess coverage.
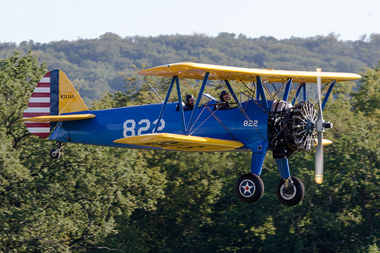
[235,173,264,203]
[276,176,304,206]
[50,148,62,159]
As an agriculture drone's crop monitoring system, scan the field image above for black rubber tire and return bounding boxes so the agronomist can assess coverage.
[50,148,61,159]
[276,176,304,206]
[235,173,264,203]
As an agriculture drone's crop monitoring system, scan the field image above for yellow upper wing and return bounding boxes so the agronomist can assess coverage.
[138,62,361,83]
[113,133,244,151]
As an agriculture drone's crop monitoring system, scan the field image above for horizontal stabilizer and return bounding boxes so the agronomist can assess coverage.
[21,114,95,123]
[314,139,333,146]
[113,133,244,151]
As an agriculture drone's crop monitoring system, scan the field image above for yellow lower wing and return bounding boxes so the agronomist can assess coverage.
[21,114,95,123]
[113,133,244,151]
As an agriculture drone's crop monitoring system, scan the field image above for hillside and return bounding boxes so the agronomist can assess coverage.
[1,32,379,101]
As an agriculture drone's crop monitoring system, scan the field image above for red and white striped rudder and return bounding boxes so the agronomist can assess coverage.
[23,72,52,138]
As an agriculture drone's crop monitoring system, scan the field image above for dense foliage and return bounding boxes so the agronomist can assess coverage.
[0,34,380,252]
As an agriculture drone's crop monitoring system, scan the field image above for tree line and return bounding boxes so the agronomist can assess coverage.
[0,32,380,101]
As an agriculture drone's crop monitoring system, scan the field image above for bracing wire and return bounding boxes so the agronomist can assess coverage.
[213,73,266,141]
[59,93,79,115]
[190,105,237,140]
[147,81,164,102]
[290,82,303,105]
[313,81,332,105]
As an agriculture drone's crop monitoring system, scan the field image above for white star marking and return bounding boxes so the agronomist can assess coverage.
[242,182,254,194]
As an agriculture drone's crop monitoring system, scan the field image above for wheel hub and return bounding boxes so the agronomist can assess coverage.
[239,179,256,197]
[280,184,297,200]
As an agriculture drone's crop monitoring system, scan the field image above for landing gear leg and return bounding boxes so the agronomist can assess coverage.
[50,141,63,159]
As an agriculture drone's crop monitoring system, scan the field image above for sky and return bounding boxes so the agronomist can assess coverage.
[1,0,380,44]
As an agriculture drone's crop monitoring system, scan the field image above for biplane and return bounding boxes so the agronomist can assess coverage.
[22,62,361,206]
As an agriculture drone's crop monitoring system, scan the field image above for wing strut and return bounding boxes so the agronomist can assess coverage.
[153,75,175,133]
[175,76,187,134]
[303,82,307,101]
[283,78,293,101]
[321,80,336,111]
[292,82,306,105]
[255,82,260,100]
[256,76,269,112]
[224,80,244,111]
[187,72,209,134]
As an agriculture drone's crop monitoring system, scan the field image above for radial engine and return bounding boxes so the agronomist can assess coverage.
[268,100,332,159]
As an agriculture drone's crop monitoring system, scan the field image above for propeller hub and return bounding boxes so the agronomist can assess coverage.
[316,119,324,132]
[305,119,315,134]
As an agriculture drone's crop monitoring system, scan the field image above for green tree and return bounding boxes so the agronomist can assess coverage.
[354,60,380,119]
[0,53,167,252]
[0,51,47,148]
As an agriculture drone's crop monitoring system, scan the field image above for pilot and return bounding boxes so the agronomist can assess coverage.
[183,94,195,111]
[215,90,231,110]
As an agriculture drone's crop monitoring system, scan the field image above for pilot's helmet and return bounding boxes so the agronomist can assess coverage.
[186,94,194,103]
[220,90,229,101]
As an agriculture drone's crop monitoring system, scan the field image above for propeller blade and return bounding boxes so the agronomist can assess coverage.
[315,68,324,184]
[315,132,324,184]
[316,68,323,121]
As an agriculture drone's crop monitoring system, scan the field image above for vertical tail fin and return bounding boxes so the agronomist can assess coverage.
[23,70,88,138]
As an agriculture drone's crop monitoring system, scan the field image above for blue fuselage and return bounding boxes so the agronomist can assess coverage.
[49,100,273,151]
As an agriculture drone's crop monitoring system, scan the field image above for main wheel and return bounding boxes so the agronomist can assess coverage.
[235,173,264,203]
[50,148,61,159]
[276,176,304,206]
